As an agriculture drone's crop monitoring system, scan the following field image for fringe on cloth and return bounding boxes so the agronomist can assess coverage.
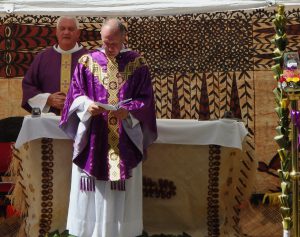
[7,146,28,217]
[111,180,125,191]
[80,176,126,191]
[6,145,21,181]
[80,176,95,192]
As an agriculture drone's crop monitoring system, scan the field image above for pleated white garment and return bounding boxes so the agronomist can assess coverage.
[67,163,143,237]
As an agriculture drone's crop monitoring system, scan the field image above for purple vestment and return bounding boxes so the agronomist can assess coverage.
[60,49,157,181]
[22,46,88,114]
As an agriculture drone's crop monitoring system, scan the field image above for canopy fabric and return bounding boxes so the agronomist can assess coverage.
[0,0,299,16]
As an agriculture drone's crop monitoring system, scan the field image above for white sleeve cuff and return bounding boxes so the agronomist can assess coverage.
[28,93,51,113]
[126,112,140,128]
[71,96,94,122]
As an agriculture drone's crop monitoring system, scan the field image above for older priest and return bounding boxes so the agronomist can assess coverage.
[60,19,157,237]
[22,16,88,115]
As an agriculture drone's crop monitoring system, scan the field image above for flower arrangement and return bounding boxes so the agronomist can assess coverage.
[279,52,300,90]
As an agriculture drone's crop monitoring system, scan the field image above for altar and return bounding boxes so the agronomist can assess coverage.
[11,115,252,236]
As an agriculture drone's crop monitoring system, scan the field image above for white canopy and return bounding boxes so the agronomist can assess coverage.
[0,0,299,16]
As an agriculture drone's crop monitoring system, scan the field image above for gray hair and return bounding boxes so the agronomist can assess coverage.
[101,18,126,35]
[56,16,80,29]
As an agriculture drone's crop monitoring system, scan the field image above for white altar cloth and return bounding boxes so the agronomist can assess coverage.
[15,115,247,149]
[12,114,251,236]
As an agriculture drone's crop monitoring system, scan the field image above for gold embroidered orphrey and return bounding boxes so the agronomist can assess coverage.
[79,54,147,90]
[106,57,121,181]
[60,53,72,94]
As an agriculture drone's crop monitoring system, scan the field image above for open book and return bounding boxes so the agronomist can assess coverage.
[95,98,132,111]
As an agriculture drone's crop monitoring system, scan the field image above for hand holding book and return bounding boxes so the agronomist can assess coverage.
[95,98,132,111]
[88,98,132,118]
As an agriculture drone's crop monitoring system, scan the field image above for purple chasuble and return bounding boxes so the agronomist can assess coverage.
[60,49,157,181]
[22,46,88,115]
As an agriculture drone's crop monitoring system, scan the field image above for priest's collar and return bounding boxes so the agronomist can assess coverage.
[53,43,83,54]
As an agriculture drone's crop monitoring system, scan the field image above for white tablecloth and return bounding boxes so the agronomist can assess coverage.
[15,114,248,150]
[12,114,251,236]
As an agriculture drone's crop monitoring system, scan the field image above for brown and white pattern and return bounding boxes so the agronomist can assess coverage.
[39,138,54,237]
[4,6,300,236]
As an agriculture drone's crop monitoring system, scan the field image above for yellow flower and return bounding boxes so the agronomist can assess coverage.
[286,77,300,82]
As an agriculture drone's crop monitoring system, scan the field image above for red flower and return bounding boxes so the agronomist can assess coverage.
[279,75,286,83]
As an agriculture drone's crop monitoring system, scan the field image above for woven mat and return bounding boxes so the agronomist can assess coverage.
[0,216,21,237]
[239,204,282,237]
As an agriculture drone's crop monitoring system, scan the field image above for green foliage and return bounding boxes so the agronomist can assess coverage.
[273,87,282,105]
[272,64,283,76]
[272,4,292,231]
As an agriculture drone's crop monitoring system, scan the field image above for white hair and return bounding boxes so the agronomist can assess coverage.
[101,18,126,36]
[56,16,80,29]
